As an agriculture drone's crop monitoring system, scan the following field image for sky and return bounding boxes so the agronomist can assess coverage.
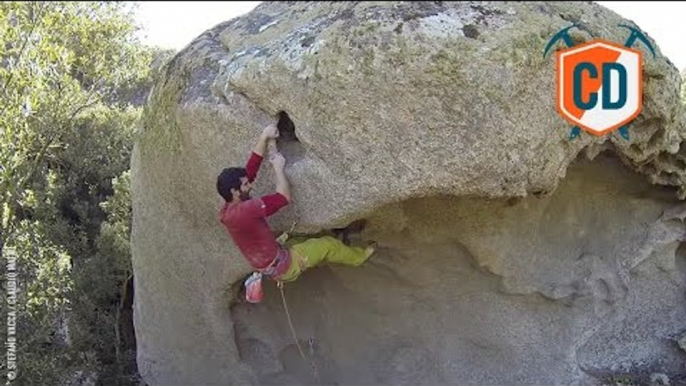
[133,1,686,71]
[597,1,686,71]
[133,2,260,49]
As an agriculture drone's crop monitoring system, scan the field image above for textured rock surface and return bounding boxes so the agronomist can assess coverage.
[232,154,686,385]
[131,2,686,385]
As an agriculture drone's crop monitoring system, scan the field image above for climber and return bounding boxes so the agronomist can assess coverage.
[216,119,376,298]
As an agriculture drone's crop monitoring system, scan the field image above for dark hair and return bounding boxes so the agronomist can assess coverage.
[217,167,247,201]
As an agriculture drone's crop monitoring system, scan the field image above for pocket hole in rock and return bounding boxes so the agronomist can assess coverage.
[277,111,298,143]
[275,111,305,162]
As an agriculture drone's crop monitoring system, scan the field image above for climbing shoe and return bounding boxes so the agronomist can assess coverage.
[332,219,368,245]
[364,241,378,260]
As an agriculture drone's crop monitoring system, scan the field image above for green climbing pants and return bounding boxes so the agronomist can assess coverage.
[276,235,369,283]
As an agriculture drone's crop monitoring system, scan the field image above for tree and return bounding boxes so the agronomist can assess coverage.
[0,2,150,248]
[0,2,161,385]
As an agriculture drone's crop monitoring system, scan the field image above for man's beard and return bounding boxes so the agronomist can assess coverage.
[240,191,251,201]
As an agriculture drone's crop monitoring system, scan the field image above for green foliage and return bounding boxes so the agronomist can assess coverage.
[0,1,151,240]
[0,2,164,385]
[681,70,685,104]
[98,171,132,260]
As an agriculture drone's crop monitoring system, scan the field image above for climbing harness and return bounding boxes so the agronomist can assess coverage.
[244,247,281,303]
[244,218,299,304]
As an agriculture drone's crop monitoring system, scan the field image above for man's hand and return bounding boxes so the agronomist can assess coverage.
[261,124,279,140]
[254,124,279,157]
[270,152,286,170]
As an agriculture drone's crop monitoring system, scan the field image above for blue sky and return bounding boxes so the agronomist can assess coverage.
[133,2,685,71]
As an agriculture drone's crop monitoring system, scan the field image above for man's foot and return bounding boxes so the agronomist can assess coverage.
[332,219,367,245]
[345,219,367,234]
[364,241,378,260]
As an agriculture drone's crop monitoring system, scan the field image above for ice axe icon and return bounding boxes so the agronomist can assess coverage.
[543,25,578,59]
[619,24,656,58]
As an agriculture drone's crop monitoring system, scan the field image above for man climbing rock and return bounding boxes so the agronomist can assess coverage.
[216,120,376,294]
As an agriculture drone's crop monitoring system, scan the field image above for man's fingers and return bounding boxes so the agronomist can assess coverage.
[263,123,280,139]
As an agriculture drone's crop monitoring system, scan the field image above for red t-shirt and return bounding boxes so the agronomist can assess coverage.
[219,152,290,276]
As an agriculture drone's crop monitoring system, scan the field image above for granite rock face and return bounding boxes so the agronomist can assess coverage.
[131,2,686,385]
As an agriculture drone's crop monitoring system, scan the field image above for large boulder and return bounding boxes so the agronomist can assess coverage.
[131,2,686,385]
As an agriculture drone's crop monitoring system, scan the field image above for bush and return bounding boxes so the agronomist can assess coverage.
[0,2,168,385]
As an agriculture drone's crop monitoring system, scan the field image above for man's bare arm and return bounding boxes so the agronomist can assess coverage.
[270,153,291,202]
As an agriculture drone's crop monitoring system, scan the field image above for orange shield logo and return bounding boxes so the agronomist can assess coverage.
[556,40,643,136]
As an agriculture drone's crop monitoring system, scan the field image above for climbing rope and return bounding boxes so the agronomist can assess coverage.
[277,281,321,383]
